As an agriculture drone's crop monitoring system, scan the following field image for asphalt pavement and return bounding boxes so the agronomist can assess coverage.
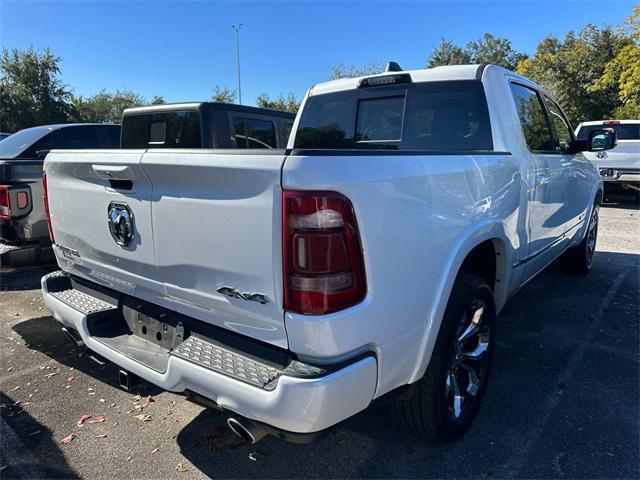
[1,199,638,479]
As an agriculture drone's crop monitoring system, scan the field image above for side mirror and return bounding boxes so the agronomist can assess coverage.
[35,149,50,159]
[587,128,617,152]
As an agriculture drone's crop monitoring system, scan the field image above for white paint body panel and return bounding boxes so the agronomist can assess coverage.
[43,65,602,430]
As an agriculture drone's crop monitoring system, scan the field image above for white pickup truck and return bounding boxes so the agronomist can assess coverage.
[41,64,614,445]
[575,120,640,196]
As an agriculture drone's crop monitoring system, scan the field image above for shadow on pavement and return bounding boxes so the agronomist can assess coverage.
[11,316,162,397]
[1,391,79,479]
[174,251,639,479]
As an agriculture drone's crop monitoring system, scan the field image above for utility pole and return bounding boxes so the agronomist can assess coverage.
[231,23,242,105]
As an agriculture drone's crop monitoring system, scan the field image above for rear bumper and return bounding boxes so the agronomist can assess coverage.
[41,271,377,434]
[0,241,54,267]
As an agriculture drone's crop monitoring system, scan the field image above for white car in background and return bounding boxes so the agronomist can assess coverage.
[575,120,640,195]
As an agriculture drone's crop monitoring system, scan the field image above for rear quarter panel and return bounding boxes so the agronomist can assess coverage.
[282,151,521,396]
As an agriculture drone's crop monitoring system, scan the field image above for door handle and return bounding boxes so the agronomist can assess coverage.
[92,165,132,181]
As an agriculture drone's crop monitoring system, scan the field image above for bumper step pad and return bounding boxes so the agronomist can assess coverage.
[49,289,117,316]
[172,335,281,389]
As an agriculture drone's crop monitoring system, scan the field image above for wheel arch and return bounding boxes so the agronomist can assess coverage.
[408,221,513,384]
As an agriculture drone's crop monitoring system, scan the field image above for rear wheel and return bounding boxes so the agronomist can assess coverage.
[560,204,599,275]
[389,273,496,444]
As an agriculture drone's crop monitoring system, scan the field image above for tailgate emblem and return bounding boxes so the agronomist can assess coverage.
[596,151,607,159]
[108,202,135,247]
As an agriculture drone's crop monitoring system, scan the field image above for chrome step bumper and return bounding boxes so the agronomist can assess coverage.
[41,271,377,434]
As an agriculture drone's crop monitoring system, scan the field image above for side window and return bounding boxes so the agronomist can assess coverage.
[283,121,294,145]
[233,117,276,149]
[509,83,556,152]
[102,126,121,148]
[58,127,100,149]
[542,95,573,152]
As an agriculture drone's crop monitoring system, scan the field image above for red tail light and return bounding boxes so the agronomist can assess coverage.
[283,190,366,315]
[42,172,55,243]
[0,185,10,221]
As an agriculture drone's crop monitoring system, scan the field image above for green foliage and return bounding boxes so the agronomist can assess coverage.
[72,90,146,123]
[427,34,526,70]
[589,8,640,119]
[330,61,384,79]
[428,39,471,67]
[517,24,633,123]
[211,85,236,103]
[255,92,300,113]
[150,95,165,105]
[0,47,75,132]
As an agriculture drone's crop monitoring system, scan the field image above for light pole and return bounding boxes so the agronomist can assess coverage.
[231,23,242,105]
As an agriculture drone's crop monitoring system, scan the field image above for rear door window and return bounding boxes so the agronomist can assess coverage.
[509,83,556,152]
[233,117,276,149]
[542,95,573,152]
[294,80,493,151]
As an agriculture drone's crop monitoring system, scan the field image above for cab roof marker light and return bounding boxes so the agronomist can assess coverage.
[357,73,412,89]
[603,120,620,125]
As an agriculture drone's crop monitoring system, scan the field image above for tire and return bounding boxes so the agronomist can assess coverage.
[389,273,496,444]
[560,203,599,275]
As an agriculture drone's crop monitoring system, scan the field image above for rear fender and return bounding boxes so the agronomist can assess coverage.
[408,220,514,384]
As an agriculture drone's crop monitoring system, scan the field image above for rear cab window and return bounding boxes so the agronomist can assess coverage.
[121,110,201,149]
[293,80,493,151]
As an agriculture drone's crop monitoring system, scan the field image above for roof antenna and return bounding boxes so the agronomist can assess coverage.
[385,61,403,72]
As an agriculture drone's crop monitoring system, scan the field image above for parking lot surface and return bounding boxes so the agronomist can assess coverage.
[1,201,638,479]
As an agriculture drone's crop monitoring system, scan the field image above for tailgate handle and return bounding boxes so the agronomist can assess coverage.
[92,165,132,181]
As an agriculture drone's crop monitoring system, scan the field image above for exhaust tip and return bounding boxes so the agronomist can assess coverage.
[118,369,141,391]
[227,417,267,444]
[61,327,84,348]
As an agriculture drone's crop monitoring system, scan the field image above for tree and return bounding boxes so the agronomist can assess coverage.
[150,95,165,105]
[427,34,526,70]
[427,39,471,67]
[0,47,74,132]
[211,85,236,103]
[590,7,640,118]
[465,33,527,70]
[330,61,384,79]
[256,92,300,113]
[72,90,145,123]
[517,24,632,123]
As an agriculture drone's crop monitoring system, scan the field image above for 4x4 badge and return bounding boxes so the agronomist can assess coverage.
[108,202,135,247]
[217,286,268,304]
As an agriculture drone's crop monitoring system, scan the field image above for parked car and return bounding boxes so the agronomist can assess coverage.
[0,124,120,266]
[41,64,612,445]
[121,102,295,149]
[575,120,639,196]
[0,133,12,141]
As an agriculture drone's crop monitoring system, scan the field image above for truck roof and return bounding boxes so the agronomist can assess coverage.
[123,102,296,118]
[308,64,539,96]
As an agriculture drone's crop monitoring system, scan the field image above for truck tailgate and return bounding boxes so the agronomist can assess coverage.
[45,150,164,302]
[46,149,288,349]
[141,150,287,348]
